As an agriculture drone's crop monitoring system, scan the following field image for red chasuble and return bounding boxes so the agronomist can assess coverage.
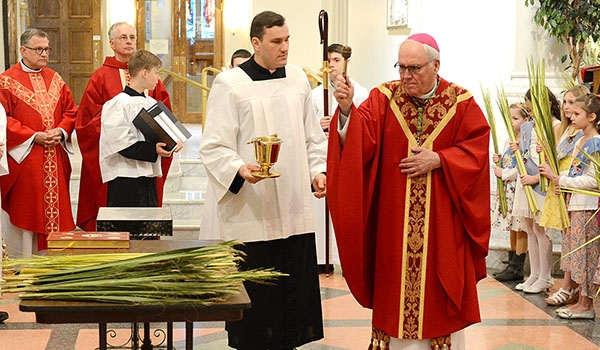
[0,64,77,249]
[327,78,490,340]
[75,56,172,231]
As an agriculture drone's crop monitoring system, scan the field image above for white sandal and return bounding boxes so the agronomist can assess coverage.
[545,287,579,306]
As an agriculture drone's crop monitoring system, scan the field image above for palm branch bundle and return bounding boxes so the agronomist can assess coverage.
[527,59,552,191]
[1,241,286,305]
[496,86,539,215]
[481,86,507,216]
[526,58,569,228]
[2,252,144,275]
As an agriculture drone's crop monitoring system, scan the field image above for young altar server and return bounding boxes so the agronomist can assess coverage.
[99,49,181,207]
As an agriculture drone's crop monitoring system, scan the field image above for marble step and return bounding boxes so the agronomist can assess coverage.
[68,158,208,233]
[69,178,206,216]
[178,158,206,177]
[69,158,207,193]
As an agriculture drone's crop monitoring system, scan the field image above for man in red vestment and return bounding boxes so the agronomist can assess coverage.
[75,22,172,231]
[328,33,490,349]
[0,28,77,253]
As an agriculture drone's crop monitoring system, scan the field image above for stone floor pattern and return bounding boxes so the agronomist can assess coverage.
[1,270,600,349]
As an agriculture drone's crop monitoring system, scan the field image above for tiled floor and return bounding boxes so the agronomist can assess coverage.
[1,271,600,349]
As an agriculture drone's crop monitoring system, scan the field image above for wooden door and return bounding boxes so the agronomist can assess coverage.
[27,0,102,105]
[171,0,189,122]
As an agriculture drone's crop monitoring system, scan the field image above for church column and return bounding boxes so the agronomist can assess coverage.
[321,0,348,45]
[507,0,565,98]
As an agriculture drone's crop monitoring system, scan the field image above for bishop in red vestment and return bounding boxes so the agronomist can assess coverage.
[328,34,490,349]
[0,29,77,251]
[75,22,172,231]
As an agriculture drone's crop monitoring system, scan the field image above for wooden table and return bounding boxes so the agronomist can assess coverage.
[19,240,251,350]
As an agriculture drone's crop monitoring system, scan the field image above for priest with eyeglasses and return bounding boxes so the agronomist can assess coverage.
[0,28,77,255]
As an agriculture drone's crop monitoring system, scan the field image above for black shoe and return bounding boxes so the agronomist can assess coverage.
[494,267,523,282]
[495,252,526,282]
[493,262,510,277]
[0,311,8,323]
[493,251,514,277]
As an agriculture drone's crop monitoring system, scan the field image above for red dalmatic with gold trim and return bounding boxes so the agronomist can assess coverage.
[0,63,77,249]
[75,56,172,231]
[327,78,490,340]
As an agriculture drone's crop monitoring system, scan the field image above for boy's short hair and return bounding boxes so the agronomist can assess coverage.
[230,49,252,67]
[128,50,162,77]
[327,43,344,55]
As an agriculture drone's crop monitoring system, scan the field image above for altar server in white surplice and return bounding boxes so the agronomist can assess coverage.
[99,50,179,207]
[199,10,327,350]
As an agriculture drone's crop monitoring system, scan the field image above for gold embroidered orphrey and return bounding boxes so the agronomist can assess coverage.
[378,83,472,340]
[0,72,65,234]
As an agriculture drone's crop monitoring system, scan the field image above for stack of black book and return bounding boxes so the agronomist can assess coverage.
[133,101,192,151]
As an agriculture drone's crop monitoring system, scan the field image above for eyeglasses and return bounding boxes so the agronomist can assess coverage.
[24,46,52,55]
[394,62,430,75]
[114,34,137,42]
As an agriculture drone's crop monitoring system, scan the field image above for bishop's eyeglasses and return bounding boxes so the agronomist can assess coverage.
[394,62,430,75]
[24,46,52,55]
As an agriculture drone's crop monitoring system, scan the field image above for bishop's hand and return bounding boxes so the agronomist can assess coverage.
[399,147,441,178]
[333,75,354,116]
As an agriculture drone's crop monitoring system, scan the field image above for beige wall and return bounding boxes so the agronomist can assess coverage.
[103,0,136,61]
[221,0,567,94]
